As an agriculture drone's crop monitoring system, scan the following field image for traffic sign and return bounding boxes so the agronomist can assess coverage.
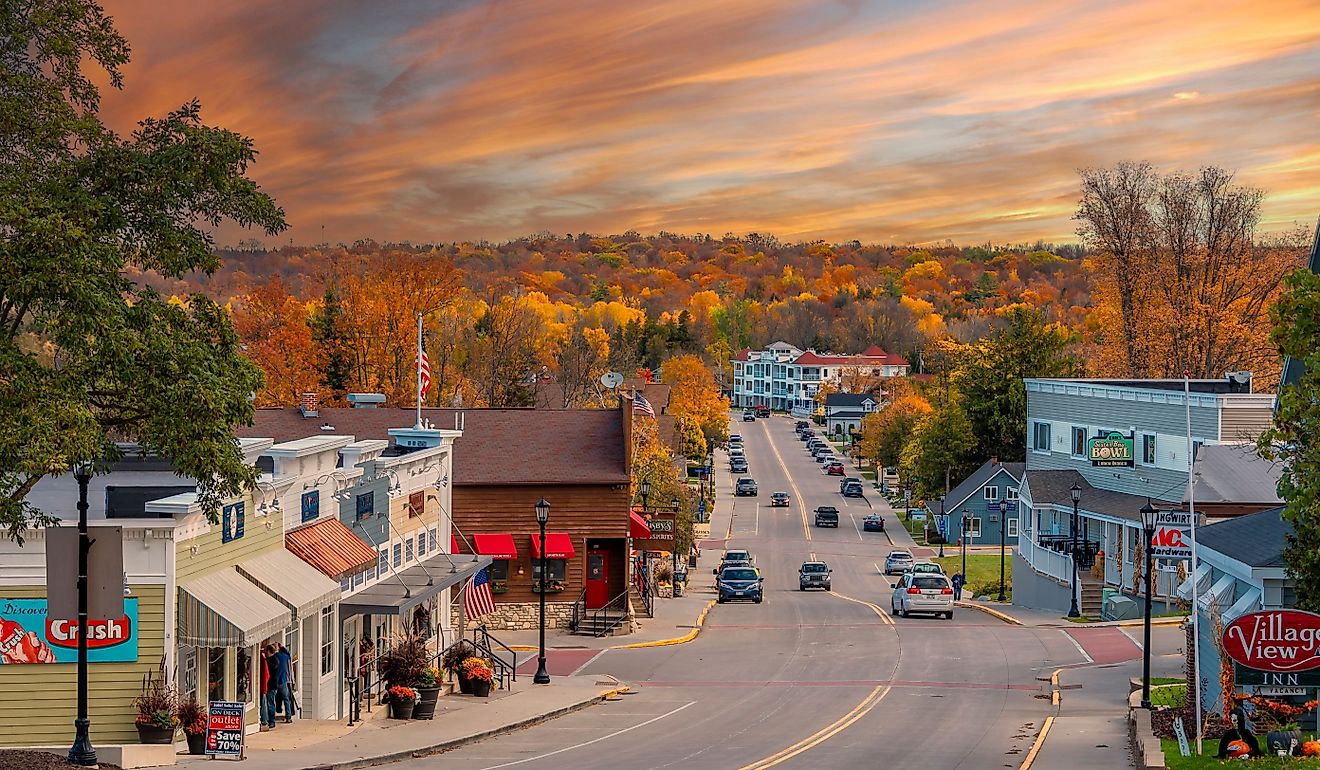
[937,517,946,535]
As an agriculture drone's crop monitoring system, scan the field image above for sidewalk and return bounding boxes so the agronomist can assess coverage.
[181,675,627,770]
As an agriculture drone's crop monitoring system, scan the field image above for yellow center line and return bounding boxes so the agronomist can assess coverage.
[761,418,812,548]
[737,683,892,770]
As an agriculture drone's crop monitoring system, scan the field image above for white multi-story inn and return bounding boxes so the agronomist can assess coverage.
[730,342,909,415]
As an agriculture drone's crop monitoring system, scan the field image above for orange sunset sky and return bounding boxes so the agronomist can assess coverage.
[98,0,1320,246]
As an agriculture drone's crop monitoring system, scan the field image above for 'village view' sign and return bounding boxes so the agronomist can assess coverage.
[1224,611,1320,687]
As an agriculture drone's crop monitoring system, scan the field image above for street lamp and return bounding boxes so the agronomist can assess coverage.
[68,461,96,766]
[997,499,1009,602]
[937,498,946,559]
[1139,499,1158,709]
[1068,482,1082,618]
[533,498,551,685]
[960,509,970,592]
[670,498,681,590]
[640,478,651,512]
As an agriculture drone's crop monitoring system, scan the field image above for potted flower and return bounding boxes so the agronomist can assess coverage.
[377,633,429,696]
[177,696,207,755]
[387,685,418,719]
[412,667,442,720]
[132,671,178,744]
[441,640,476,694]
[461,657,494,698]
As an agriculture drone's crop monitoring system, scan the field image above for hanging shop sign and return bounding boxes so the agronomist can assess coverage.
[1223,610,1320,679]
[0,598,139,664]
[1088,431,1135,467]
[1149,510,1193,561]
[634,513,676,550]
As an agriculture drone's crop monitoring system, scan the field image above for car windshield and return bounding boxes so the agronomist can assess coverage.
[817,507,838,514]
[913,576,949,590]
[888,552,913,561]
[913,563,940,572]
[722,569,758,581]
[802,564,828,573]
[724,552,749,561]
[773,493,787,498]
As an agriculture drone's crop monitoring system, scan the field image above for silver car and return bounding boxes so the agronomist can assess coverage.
[890,573,955,619]
[883,550,914,575]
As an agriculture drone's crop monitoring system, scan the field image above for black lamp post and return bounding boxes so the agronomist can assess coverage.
[68,461,96,766]
[997,499,1008,602]
[1139,499,1158,709]
[937,499,945,558]
[670,498,681,586]
[640,478,650,513]
[1067,482,1082,618]
[533,498,551,685]
[960,509,970,589]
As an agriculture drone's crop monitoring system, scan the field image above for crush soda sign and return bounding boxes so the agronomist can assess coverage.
[1223,610,1320,673]
[0,598,139,664]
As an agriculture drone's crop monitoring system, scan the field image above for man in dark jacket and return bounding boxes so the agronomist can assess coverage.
[273,643,294,722]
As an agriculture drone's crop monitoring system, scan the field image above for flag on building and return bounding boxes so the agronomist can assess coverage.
[464,567,496,620]
[632,391,655,419]
[418,336,432,400]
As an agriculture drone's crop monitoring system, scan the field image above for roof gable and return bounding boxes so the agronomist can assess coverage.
[938,461,1025,512]
[1197,506,1289,568]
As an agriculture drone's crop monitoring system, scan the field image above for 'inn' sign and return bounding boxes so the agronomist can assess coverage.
[1222,610,1320,674]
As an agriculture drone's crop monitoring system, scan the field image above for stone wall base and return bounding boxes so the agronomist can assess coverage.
[450,602,576,631]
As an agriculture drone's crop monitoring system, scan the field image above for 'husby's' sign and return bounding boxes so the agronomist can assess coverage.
[1222,610,1320,673]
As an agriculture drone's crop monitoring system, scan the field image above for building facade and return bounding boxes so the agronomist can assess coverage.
[1013,377,1275,615]
[928,460,1024,548]
[823,393,881,437]
[731,343,908,413]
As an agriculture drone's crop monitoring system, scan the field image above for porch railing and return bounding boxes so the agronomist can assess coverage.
[1020,534,1074,586]
[569,588,631,637]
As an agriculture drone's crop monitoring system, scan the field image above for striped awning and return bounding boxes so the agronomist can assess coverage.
[178,567,292,647]
[237,549,340,621]
[285,517,378,580]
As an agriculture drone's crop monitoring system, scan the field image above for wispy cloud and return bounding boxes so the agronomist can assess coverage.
[100,0,1320,245]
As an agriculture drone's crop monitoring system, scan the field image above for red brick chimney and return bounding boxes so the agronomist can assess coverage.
[299,391,320,418]
[990,455,999,466]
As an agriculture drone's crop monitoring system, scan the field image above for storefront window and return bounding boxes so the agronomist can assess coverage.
[236,646,253,704]
[208,647,226,702]
[320,607,334,676]
[532,559,567,581]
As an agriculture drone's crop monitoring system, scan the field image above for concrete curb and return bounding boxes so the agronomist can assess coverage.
[955,600,1023,625]
[308,686,631,770]
[610,600,716,649]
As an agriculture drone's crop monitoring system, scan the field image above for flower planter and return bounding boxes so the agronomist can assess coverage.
[471,679,492,698]
[389,699,416,720]
[412,686,441,720]
[456,671,473,694]
[136,723,176,744]
[185,731,207,755]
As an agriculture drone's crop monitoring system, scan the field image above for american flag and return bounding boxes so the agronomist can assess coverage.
[632,391,655,419]
[417,336,432,401]
[464,566,496,620]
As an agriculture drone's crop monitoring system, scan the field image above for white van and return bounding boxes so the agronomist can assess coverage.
[729,445,745,458]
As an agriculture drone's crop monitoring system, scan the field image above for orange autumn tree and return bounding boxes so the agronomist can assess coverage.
[662,353,729,453]
[231,277,319,407]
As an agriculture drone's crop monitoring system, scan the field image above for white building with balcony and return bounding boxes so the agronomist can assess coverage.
[730,343,909,414]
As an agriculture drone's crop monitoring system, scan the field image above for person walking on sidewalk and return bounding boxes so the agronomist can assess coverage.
[273,642,294,723]
[259,645,276,730]
[951,572,965,601]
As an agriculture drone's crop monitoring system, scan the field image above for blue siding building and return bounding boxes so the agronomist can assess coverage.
[1013,377,1275,615]
[927,460,1024,547]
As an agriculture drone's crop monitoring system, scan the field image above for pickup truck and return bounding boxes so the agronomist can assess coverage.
[814,506,840,528]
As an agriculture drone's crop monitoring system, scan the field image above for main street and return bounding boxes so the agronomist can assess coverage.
[398,414,1134,769]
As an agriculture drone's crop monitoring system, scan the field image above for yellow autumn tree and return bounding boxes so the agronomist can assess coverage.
[662,353,729,447]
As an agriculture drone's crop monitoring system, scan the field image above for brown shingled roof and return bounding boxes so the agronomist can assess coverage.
[236,407,630,486]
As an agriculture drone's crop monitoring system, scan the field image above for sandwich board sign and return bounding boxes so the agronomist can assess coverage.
[205,700,246,760]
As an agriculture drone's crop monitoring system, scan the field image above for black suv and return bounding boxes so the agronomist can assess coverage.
[735,478,758,496]
[798,561,832,591]
[814,506,840,527]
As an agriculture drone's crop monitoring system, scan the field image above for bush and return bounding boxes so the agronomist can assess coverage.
[378,632,430,688]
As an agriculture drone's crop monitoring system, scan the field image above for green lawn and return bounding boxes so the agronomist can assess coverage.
[1161,739,1316,768]
[932,554,1012,598]
[1150,683,1187,709]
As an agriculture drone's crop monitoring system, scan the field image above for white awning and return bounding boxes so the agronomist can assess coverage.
[179,567,292,647]
[1222,587,1262,624]
[1177,562,1213,600]
[237,549,340,621]
[1199,573,1238,613]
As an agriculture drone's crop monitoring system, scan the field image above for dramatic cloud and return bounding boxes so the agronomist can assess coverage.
[99,0,1320,245]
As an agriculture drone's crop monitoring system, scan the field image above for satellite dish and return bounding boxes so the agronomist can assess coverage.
[600,372,624,389]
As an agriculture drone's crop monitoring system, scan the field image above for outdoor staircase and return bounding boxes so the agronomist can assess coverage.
[571,610,632,637]
[1079,575,1104,618]
[629,585,652,618]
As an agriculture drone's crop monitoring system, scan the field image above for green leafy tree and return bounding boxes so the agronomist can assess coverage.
[0,2,286,539]
[1258,269,1320,611]
[311,287,353,402]
[955,308,1083,463]
[901,398,976,501]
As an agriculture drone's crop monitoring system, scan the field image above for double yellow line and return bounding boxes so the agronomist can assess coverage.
[760,419,813,553]
[736,682,892,770]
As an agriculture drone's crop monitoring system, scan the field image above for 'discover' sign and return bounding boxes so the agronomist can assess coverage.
[0,598,139,664]
[1223,610,1320,674]
[205,700,245,760]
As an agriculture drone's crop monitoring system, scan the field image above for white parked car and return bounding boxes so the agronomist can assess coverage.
[890,573,955,619]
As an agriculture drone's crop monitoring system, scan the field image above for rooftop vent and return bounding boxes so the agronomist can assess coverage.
[347,392,387,409]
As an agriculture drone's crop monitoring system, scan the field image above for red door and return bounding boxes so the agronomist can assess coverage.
[586,548,610,609]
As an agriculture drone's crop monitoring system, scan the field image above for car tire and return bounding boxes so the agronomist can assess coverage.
[754,597,763,604]
[825,585,831,591]
[799,586,805,591]
[945,612,954,620]
[717,597,725,604]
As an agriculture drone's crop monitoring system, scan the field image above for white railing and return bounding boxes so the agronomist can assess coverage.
[1020,535,1073,586]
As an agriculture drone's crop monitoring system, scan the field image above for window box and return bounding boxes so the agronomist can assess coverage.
[531,580,568,593]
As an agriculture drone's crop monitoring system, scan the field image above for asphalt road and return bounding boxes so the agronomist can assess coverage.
[403,414,1095,770]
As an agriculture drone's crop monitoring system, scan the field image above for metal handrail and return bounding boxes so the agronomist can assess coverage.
[466,634,514,691]
[569,588,587,632]
[581,589,631,637]
[471,626,517,685]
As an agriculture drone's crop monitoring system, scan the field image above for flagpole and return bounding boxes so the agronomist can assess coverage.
[416,313,423,429]
[1186,372,1202,754]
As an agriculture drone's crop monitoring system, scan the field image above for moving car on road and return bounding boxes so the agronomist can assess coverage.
[729,457,749,473]
[728,433,743,444]
[755,404,771,418]
[862,514,885,532]
[813,506,840,528]
[825,461,845,475]
[742,410,755,421]
[729,445,745,458]
[714,550,755,575]
[770,492,790,507]
[735,478,758,496]
[908,561,944,575]
[798,561,832,591]
[841,479,865,497]
[795,420,810,432]
[717,566,764,604]
[890,573,955,619]
[883,550,914,575]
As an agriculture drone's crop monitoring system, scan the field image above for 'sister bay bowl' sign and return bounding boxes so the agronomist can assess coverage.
[1223,610,1320,674]
[1087,431,1135,467]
